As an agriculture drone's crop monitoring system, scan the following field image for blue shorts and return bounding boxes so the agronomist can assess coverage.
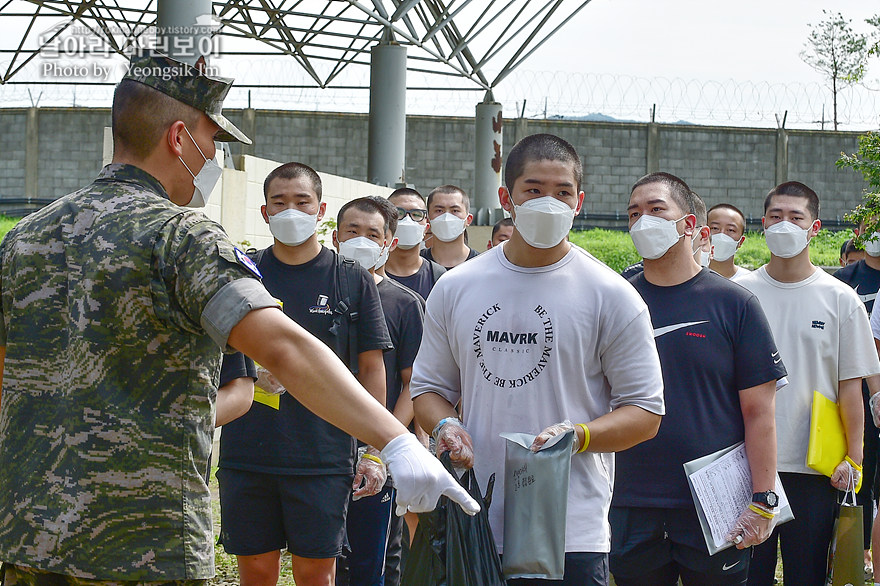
[610,506,750,586]
[217,468,351,559]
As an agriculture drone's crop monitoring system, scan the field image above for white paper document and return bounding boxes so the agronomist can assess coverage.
[684,442,793,554]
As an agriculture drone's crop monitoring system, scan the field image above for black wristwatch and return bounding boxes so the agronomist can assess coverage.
[752,490,779,509]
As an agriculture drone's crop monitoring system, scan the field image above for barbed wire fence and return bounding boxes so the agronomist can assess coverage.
[1,57,878,130]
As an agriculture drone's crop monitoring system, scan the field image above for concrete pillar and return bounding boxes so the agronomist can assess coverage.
[646,123,660,174]
[473,91,503,225]
[367,32,407,187]
[775,128,789,186]
[156,0,213,65]
[25,107,38,200]
[241,108,256,156]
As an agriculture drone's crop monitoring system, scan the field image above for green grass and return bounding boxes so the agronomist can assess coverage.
[570,228,853,273]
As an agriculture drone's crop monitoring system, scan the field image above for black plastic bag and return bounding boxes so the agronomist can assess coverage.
[401,452,506,586]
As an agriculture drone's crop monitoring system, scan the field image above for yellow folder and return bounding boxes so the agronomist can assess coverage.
[807,390,862,492]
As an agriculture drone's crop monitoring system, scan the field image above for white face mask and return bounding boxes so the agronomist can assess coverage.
[764,220,810,258]
[375,246,390,269]
[430,213,467,242]
[395,216,427,249]
[697,250,710,267]
[513,196,576,249]
[864,232,880,257]
[629,214,686,260]
[179,126,221,208]
[339,236,383,270]
[711,233,740,262]
[268,208,318,246]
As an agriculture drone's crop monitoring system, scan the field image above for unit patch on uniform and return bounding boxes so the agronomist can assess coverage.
[234,247,263,278]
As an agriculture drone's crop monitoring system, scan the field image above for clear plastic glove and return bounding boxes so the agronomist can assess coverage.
[352,447,387,501]
[530,420,577,453]
[434,418,475,469]
[725,505,776,549]
[831,458,862,491]
[870,392,880,429]
[381,433,480,517]
[255,366,286,395]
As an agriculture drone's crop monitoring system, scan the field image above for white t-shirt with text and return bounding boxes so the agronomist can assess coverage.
[738,266,880,474]
[410,243,665,553]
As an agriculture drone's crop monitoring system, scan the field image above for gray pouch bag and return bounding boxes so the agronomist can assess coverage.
[499,429,574,580]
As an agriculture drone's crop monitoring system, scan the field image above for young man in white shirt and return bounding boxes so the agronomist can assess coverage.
[411,133,665,585]
[738,181,880,586]
[708,203,751,281]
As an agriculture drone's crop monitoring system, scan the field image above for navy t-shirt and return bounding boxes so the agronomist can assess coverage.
[834,259,880,316]
[420,247,480,270]
[620,261,643,280]
[613,268,786,508]
[219,352,257,387]
[377,277,425,412]
[387,258,446,300]
[219,246,392,475]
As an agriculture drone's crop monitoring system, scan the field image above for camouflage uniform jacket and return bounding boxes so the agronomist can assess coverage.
[0,164,276,581]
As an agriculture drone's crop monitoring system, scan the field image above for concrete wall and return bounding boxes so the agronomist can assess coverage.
[1,107,869,227]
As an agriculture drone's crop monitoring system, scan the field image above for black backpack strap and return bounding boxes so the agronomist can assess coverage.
[246,247,265,265]
[429,260,445,284]
[330,254,361,372]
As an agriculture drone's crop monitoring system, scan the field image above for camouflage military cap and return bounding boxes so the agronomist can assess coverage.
[124,51,251,145]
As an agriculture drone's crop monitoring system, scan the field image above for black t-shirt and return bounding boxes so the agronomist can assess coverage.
[386,258,446,300]
[219,352,257,387]
[614,268,787,508]
[219,246,392,476]
[377,277,425,413]
[420,247,480,270]
[834,259,880,317]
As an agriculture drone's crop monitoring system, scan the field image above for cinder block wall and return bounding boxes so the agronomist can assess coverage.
[0,107,868,226]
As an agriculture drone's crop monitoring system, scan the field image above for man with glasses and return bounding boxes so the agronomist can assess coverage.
[421,185,480,270]
[385,188,447,300]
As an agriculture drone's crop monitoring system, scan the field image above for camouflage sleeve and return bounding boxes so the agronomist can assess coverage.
[154,212,275,349]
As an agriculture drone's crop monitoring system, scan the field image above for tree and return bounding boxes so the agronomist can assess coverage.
[801,10,867,130]
[841,132,880,242]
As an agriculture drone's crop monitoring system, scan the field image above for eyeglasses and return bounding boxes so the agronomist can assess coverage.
[396,207,428,222]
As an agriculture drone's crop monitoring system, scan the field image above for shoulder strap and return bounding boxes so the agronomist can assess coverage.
[429,260,444,284]
[331,253,361,371]
[246,247,265,265]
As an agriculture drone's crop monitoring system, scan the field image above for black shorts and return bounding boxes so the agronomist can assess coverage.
[610,506,750,585]
[217,468,352,558]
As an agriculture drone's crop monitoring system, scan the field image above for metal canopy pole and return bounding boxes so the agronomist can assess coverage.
[473,90,503,225]
[156,0,213,65]
[367,29,407,187]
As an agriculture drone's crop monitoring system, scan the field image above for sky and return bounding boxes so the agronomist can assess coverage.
[0,0,877,128]
[524,0,878,85]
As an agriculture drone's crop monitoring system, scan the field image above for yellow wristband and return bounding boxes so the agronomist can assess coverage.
[845,455,862,471]
[576,423,590,454]
[362,453,383,466]
[748,503,776,519]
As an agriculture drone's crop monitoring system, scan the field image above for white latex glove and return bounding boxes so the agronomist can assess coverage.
[352,448,387,501]
[381,433,480,517]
